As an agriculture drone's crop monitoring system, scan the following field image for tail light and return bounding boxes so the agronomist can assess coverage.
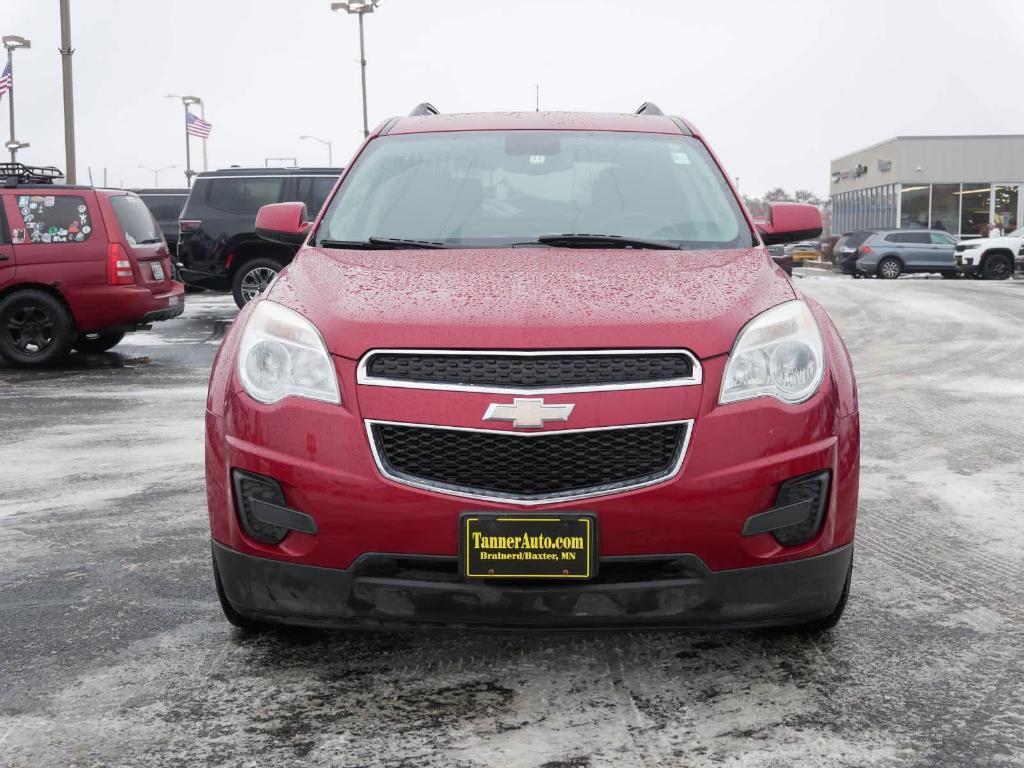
[859,245,873,255]
[107,243,135,285]
[179,219,202,233]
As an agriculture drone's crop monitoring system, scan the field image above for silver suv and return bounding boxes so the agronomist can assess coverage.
[854,229,957,279]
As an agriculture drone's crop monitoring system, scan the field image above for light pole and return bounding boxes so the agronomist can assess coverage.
[2,35,31,164]
[330,0,381,138]
[300,134,333,165]
[164,94,203,184]
[57,0,77,183]
[138,164,176,187]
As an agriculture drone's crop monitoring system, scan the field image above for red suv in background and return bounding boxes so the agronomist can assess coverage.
[0,164,185,366]
[206,105,859,633]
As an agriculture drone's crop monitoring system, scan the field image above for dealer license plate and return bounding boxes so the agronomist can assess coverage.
[460,513,596,580]
[151,261,165,280]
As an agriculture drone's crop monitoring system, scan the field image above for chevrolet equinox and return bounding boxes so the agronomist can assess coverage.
[205,103,859,633]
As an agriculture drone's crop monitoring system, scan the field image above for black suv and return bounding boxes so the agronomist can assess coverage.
[132,188,189,257]
[177,167,341,307]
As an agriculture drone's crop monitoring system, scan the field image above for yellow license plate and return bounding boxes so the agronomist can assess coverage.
[461,514,596,579]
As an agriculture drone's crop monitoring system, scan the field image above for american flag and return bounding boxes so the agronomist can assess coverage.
[0,63,11,101]
[186,111,212,138]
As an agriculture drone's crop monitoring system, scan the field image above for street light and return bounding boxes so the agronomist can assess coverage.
[299,134,333,166]
[164,94,205,184]
[138,164,176,187]
[2,35,31,163]
[330,0,382,138]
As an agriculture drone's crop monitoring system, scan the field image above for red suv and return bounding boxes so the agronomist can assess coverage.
[0,164,185,366]
[206,105,859,632]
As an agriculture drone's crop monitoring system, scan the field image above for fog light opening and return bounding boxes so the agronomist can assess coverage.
[771,470,831,546]
[232,469,290,544]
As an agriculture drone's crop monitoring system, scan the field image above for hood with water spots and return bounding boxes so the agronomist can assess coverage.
[267,246,795,360]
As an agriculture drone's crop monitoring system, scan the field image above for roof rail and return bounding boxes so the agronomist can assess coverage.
[634,102,664,116]
[0,162,65,187]
[409,102,440,117]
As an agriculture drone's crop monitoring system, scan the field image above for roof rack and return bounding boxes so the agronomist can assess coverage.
[409,102,440,117]
[0,163,65,187]
[634,102,664,116]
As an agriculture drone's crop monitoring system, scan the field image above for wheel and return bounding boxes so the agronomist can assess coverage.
[73,331,126,354]
[213,557,272,633]
[790,556,852,634]
[231,258,282,309]
[982,254,1012,281]
[877,257,902,279]
[0,289,76,367]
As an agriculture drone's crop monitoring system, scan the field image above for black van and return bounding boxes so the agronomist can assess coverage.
[176,167,341,307]
[132,188,189,257]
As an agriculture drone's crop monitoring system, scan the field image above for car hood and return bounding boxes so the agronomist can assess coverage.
[267,246,795,360]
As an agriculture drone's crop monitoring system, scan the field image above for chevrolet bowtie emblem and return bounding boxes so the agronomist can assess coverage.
[482,398,575,429]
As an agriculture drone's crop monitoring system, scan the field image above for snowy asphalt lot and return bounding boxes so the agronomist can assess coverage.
[1,274,1023,767]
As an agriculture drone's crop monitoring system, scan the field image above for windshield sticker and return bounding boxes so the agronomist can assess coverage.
[43,196,55,207]
[17,196,29,206]
[671,152,691,165]
[11,228,25,244]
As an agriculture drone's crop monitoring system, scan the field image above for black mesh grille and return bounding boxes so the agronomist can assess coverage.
[371,422,686,500]
[364,352,694,389]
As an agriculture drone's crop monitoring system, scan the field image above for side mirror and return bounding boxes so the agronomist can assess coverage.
[255,202,312,245]
[757,202,823,246]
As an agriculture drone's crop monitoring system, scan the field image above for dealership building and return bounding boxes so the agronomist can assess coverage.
[829,135,1024,238]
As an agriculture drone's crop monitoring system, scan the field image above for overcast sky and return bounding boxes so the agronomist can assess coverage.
[3,0,1023,194]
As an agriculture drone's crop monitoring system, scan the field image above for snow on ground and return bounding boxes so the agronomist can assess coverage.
[1,281,1023,767]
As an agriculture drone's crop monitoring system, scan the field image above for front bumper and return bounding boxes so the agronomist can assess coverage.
[954,252,982,275]
[213,539,853,630]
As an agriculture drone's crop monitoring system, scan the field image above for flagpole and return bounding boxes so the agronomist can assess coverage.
[5,47,14,163]
[199,101,208,172]
[184,104,193,186]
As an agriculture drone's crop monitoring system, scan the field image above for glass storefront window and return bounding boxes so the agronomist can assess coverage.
[994,185,1018,231]
[959,183,991,237]
[930,184,960,234]
[900,185,929,228]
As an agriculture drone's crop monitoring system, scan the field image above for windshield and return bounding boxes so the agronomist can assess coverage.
[111,194,163,245]
[316,130,752,249]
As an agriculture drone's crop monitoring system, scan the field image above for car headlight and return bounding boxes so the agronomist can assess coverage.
[237,300,340,405]
[961,241,982,249]
[720,300,825,405]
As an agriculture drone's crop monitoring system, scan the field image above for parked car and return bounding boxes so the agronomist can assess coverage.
[0,163,184,366]
[832,230,876,276]
[767,244,792,275]
[132,188,189,257]
[954,228,1022,280]
[206,103,859,634]
[854,229,958,279]
[787,241,822,262]
[177,166,342,308]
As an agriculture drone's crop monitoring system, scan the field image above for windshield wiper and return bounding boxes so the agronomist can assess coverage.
[531,233,683,250]
[317,237,449,250]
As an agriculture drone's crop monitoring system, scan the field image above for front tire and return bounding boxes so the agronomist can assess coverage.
[73,331,126,354]
[790,556,852,634]
[982,254,1012,280]
[213,557,272,633]
[0,289,76,367]
[877,257,902,279]
[231,258,282,309]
